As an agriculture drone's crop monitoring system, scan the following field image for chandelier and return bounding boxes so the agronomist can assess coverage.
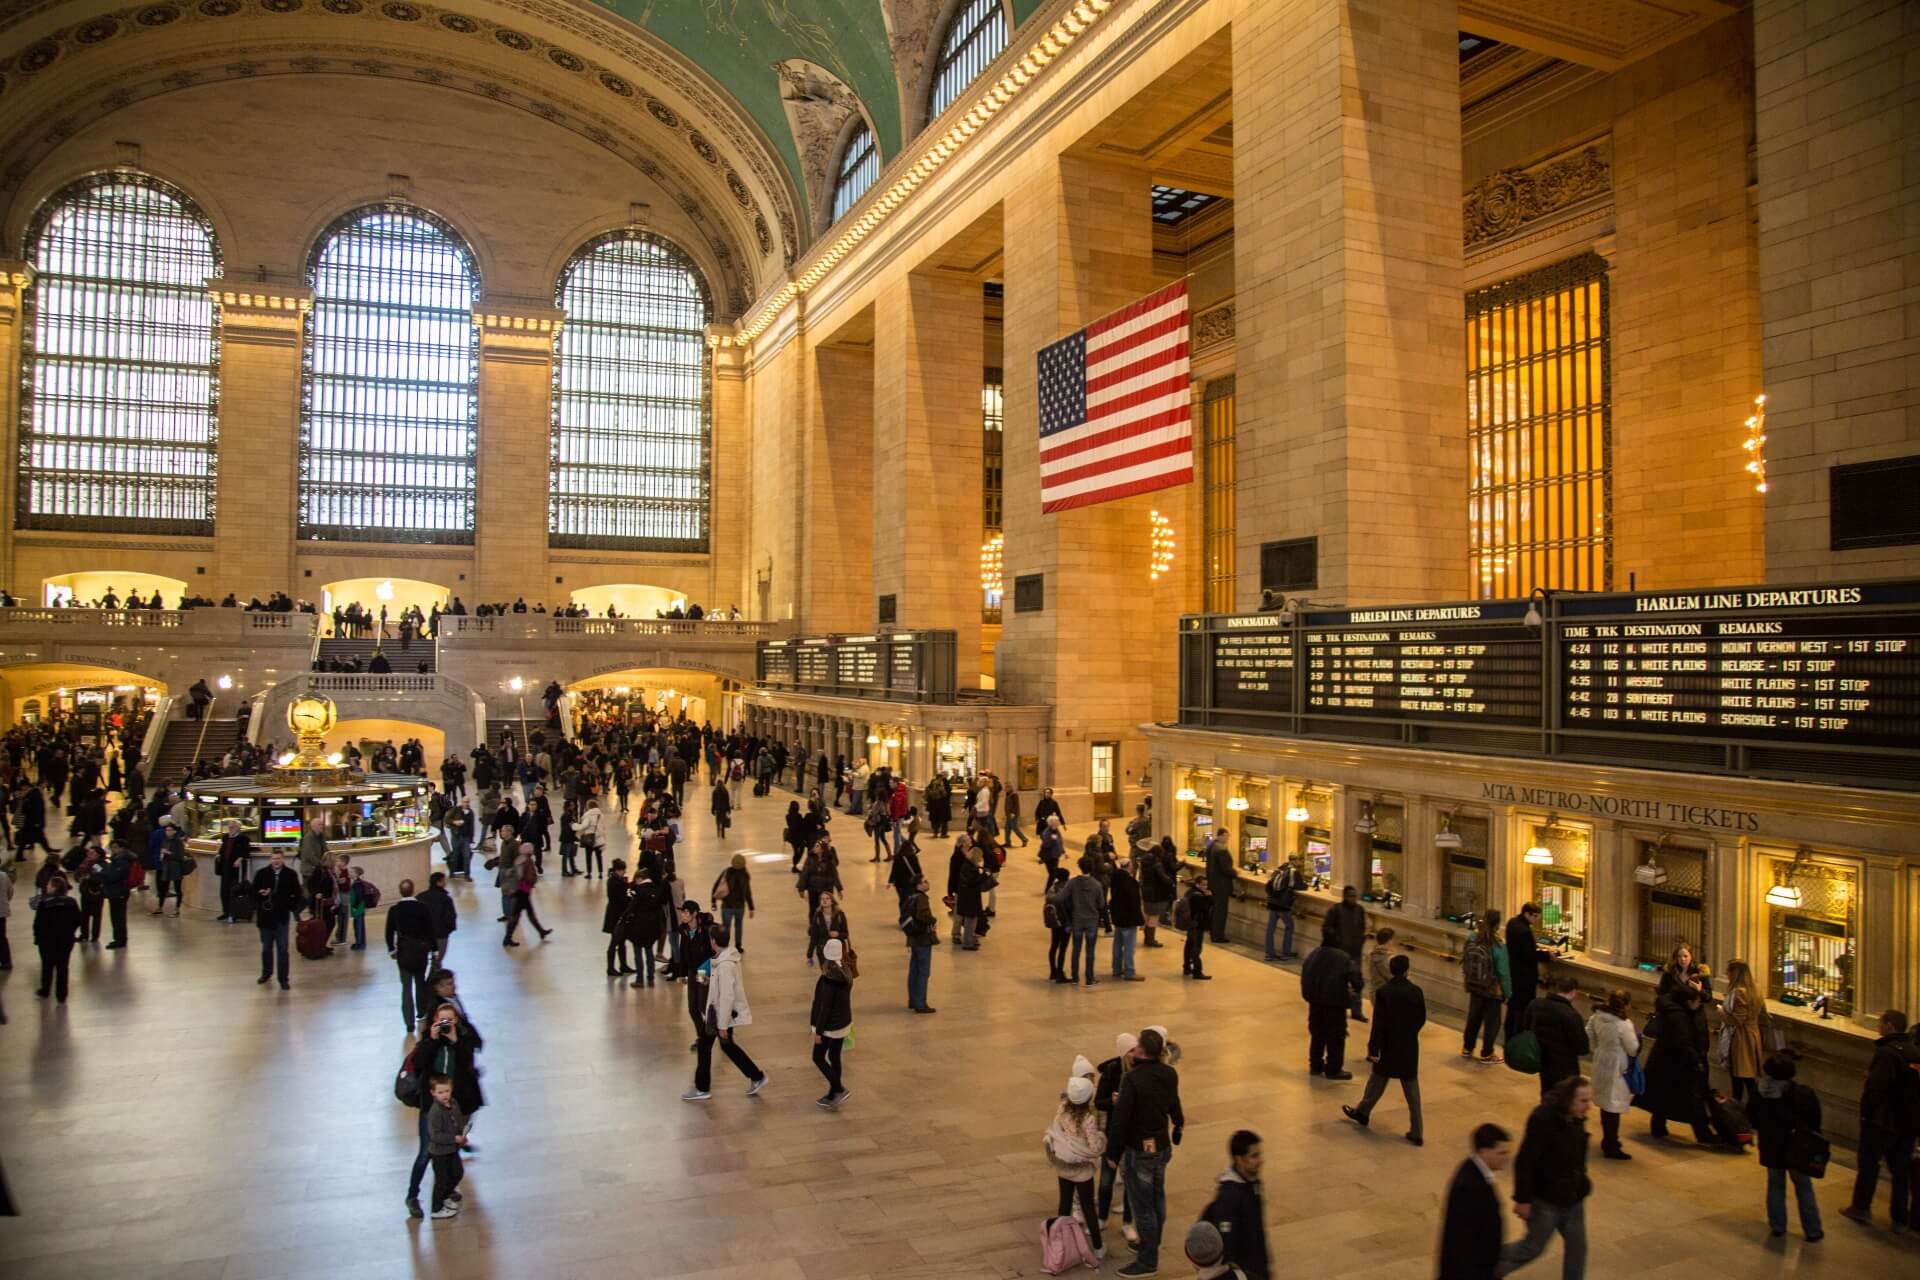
[1743,393,1767,494]
[980,532,1004,602]
[1149,509,1175,579]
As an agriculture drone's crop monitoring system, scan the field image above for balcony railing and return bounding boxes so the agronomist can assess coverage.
[438,615,779,641]
[0,607,317,639]
[305,673,440,693]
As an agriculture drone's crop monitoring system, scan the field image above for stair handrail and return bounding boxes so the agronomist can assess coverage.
[140,695,175,765]
[190,697,216,768]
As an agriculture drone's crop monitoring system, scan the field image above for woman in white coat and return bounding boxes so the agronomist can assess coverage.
[575,797,605,879]
[1587,986,1642,1160]
[683,924,769,1101]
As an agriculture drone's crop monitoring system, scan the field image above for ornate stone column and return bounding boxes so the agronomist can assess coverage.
[707,324,748,613]
[473,300,564,606]
[0,262,36,585]
[210,283,311,597]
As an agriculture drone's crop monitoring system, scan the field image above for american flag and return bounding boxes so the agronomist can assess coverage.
[1037,279,1192,514]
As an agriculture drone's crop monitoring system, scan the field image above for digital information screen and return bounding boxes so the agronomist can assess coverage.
[794,642,832,686]
[1302,602,1540,725]
[1558,584,1920,747]
[755,631,957,703]
[834,637,885,690]
[1207,618,1295,715]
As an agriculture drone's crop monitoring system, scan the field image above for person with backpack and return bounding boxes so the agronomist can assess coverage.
[1198,1129,1268,1279]
[346,866,377,950]
[1752,1052,1825,1240]
[1524,975,1591,1099]
[1263,856,1302,962]
[1301,918,1361,1079]
[1841,1008,1919,1229]
[385,879,437,1030]
[1461,911,1509,1063]
[1501,1075,1594,1280]
[1342,953,1428,1144]
[1044,1075,1107,1263]
[1057,855,1104,985]
[402,998,483,1219]
[1179,875,1214,980]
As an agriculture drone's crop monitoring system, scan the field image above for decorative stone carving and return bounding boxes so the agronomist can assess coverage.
[1191,300,1234,353]
[880,0,941,131]
[772,57,863,234]
[1463,140,1611,251]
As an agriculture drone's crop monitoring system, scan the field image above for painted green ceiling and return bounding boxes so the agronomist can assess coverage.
[600,1,1050,194]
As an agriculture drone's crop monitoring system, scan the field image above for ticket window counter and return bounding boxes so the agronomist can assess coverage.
[1766,854,1857,1019]
[1183,774,1216,857]
[1634,839,1708,971]
[1440,813,1491,925]
[1527,823,1592,953]
[1300,829,1333,888]
[936,734,978,781]
[1235,779,1272,873]
[1287,786,1334,889]
[1362,803,1405,908]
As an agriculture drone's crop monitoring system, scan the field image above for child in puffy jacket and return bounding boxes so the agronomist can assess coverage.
[1044,1076,1106,1255]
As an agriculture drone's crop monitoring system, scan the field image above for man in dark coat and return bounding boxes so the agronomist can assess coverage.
[1204,834,1236,943]
[1504,904,1546,1039]
[1501,1077,1594,1279]
[1525,974,1591,1098]
[385,879,438,1030]
[1200,1129,1270,1280]
[1342,954,1428,1143]
[1326,884,1369,1019]
[1300,919,1361,1079]
[1438,1123,1511,1280]
[252,849,303,989]
[1107,856,1145,981]
[1842,1008,1920,1227]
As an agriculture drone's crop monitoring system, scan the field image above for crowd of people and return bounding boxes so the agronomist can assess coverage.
[3,698,1916,1275]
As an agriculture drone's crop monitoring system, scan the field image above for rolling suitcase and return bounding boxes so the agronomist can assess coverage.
[296,914,332,959]
[1707,1091,1753,1147]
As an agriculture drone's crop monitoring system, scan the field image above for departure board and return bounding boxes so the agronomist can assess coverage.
[1558,584,1920,747]
[835,636,885,689]
[758,642,794,685]
[1207,617,1295,714]
[794,641,832,685]
[1303,601,1541,724]
[889,636,921,690]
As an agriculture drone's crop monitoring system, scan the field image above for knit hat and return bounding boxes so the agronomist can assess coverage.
[1065,1076,1094,1105]
[1146,1024,1168,1044]
[1115,1032,1139,1057]
[1185,1221,1225,1265]
[1071,1054,1096,1079]
[823,939,843,962]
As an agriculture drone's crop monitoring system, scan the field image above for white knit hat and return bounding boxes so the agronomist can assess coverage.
[1071,1054,1095,1079]
[1115,1032,1139,1057]
[1065,1077,1094,1105]
[823,939,843,962]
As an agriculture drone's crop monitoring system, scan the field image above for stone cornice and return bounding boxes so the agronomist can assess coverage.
[0,259,35,322]
[474,299,562,360]
[212,282,312,346]
[1464,138,1612,253]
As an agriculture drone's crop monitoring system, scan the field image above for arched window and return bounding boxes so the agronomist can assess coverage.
[301,205,479,543]
[831,121,879,222]
[20,174,221,532]
[929,0,1008,121]
[551,232,712,550]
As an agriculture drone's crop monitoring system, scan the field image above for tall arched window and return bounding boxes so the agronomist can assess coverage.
[301,205,479,543]
[551,232,712,550]
[929,0,1008,121]
[20,174,221,532]
[831,121,879,222]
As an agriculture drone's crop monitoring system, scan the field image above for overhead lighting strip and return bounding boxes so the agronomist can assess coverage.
[728,0,1117,348]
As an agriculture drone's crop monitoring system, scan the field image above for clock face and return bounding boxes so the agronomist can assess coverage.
[288,696,334,736]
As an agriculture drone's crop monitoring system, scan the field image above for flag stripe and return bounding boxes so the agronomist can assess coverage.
[1087,281,1188,339]
[1039,436,1192,488]
[1088,327,1188,388]
[1040,457,1194,511]
[1087,308,1188,368]
[1088,373,1190,421]
[1040,407,1193,466]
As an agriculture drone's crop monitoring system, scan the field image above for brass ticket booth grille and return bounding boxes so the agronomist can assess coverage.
[1767,854,1856,1019]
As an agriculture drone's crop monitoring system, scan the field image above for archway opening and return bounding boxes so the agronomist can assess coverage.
[320,577,450,632]
[568,668,730,730]
[0,662,165,737]
[42,570,189,609]
[566,583,692,619]
[327,718,446,781]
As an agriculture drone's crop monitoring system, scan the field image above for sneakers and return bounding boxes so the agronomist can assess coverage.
[1115,1262,1158,1277]
[816,1088,850,1109]
[829,1088,850,1108]
[747,1074,770,1097]
[681,1088,712,1102]
[431,1205,459,1219]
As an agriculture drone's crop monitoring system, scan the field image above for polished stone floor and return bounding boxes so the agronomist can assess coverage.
[0,784,1908,1279]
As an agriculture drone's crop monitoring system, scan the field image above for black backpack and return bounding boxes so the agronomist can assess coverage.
[1265,868,1295,912]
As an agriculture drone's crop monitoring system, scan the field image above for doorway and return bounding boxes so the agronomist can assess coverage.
[1090,741,1119,818]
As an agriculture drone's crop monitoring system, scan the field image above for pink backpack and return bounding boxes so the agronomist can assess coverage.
[1040,1215,1098,1274]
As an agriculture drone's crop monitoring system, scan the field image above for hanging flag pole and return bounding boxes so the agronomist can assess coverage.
[1035,279,1194,514]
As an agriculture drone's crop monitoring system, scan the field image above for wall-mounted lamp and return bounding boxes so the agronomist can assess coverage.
[1633,836,1671,886]
[1523,587,1551,631]
[1765,846,1812,908]
[1174,777,1197,802]
[1434,808,1462,850]
[1353,799,1378,836]
[1225,790,1250,812]
[1524,814,1557,865]
[1285,784,1315,824]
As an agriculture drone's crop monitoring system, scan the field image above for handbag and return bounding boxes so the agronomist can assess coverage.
[1623,1055,1647,1097]
[1789,1128,1831,1179]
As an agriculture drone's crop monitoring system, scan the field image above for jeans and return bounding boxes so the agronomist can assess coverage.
[1353,1069,1423,1141]
[694,1032,763,1092]
[1464,992,1503,1056]
[1056,1178,1101,1250]
[259,919,290,982]
[1110,925,1137,977]
[1308,1003,1347,1073]
[1121,1147,1169,1269]
[1005,816,1028,846]
[1265,910,1283,958]
[1049,927,1070,978]
[108,896,128,945]
[407,1105,431,1199]
[1096,1151,1133,1225]
[960,915,979,948]
[812,1036,846,1095]
[1768,1166,1823,1236]
[352,914,366,949]
[1500,1198,1586,1280]
[722,906,745,949]
[1070,926,1098,983]
[907,944,932,1009]
[1849,1123,1915,1223]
